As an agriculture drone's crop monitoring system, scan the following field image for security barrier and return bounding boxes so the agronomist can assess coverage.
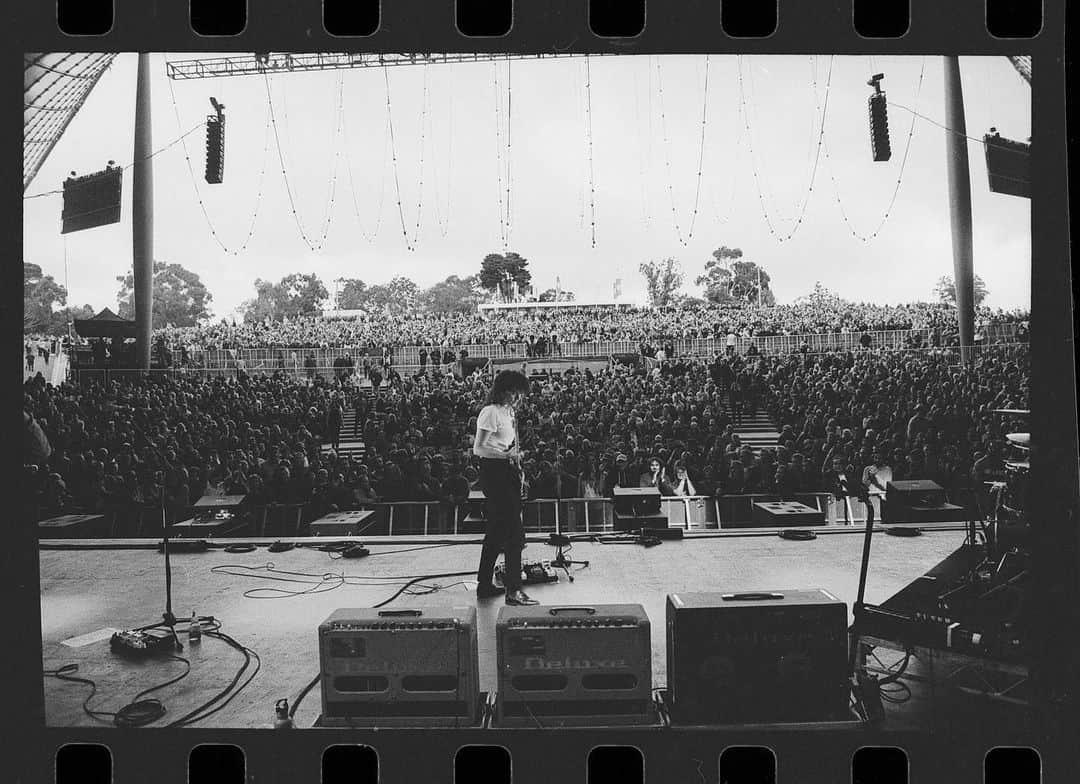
[155,327,1009,370]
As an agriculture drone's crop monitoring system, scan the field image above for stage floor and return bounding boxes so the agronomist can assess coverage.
[39,528,1029,730]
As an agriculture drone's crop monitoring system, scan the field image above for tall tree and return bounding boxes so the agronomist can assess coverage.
[479,252,531,301]
[420,274,483,313]
[24,263,68,333]
[934,274,989,308]
[728,259,775,306]
[695,246,743,303]
[336,278,368,310]
[363,277,420,310]
[117,261,213,328]
[639,258,684,307]
[241,273,328,322]
[695,246,775,305]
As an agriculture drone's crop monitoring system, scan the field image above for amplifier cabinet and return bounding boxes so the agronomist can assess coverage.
[495,604,653,727]
[318,606,480,726]
[666,590,849,725]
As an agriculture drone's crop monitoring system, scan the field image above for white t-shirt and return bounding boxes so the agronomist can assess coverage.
[474,404,517,456]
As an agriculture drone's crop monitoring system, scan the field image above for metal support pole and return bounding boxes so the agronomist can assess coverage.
[132,53,154,371]
[943,56,975,364]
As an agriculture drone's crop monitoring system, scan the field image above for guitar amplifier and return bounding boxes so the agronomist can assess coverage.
[318,606,480,726]
[666,590,849,725]
[494,604,654,727]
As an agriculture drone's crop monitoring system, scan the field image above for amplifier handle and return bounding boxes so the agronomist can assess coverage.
[377,609,423,617]
[720,592,785,601]
[548,607,598,616]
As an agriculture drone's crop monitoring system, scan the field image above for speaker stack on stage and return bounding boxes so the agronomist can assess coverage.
[317,606,483,727]
[493,604,655,727]
[883,480,966,525]
[613,487,668,532]
[665,590,850,725]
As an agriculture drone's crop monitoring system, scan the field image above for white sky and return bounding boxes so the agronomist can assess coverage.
[23,54,1031,319]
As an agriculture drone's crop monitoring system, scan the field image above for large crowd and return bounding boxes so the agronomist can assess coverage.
[24,329,1028,527]
[154,301,1029,352]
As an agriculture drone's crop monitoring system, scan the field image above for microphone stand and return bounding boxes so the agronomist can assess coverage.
[549,450,589,581]
[135,486,183,652]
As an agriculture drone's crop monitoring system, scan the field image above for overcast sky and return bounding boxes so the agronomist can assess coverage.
[23,54,1031,319]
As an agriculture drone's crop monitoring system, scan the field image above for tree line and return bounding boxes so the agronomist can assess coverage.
[24,246,988,333]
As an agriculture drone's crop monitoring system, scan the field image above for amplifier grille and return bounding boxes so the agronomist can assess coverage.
[502,699,649,717]
[325,701,470,718]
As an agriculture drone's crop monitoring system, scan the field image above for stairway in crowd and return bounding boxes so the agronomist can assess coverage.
[324,405,367,460]
[731,408,781,455]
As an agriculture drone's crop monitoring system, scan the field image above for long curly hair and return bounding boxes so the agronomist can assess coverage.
[485,370,531,406]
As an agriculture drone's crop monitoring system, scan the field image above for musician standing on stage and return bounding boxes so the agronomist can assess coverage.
[473,370,538,606]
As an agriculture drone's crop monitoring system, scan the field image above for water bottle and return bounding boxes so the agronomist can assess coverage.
[188,612,201,643]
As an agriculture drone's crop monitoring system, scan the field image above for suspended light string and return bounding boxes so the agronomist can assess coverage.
[655,55,711,246]
[262,72,345,252]
[505,56,513,249]
[711,63,744,226]
[165,70,272,255]
[493,60,508,249]
[430,64,454,238]
[821,56,926,243]
[341,72,389,244]
[406,64,431,247]
[383,65,415,251]
[737,54,834,244]
[633,60,651,230]
[584,54,597,248]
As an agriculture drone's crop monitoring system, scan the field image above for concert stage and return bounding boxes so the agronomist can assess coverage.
[39,527,1029,732]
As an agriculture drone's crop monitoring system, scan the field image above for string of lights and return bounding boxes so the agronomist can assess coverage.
[262,72,345,252]
[493,60,508,250]
[821,57,927,243]
[584,54,597,248]
[341,78,389,244]
[407,64,431,248]
[633,62,651,230]
[384,66,416,252]
[656,55,711,246]
[430,65,454,238]
[505,56,513,248]
[737,54,834,244]
[165,71,272,255]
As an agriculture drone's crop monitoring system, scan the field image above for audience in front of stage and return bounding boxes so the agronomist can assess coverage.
[23,339,1028,526]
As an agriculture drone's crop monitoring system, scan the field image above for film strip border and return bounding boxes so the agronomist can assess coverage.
[19,1,1051,48]
[43,1,1049,41]
[7,1,1074,783]
[48,735,1048,783]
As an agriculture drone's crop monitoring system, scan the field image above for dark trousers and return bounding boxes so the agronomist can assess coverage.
[477,459,524,591]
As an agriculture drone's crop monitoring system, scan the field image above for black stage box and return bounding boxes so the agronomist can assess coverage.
[884,480,966,524]
[666,590,849,725]
[495,604,653,727]
[751,501,826,527]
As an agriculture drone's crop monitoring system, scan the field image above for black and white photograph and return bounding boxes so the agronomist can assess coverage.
[17,45,1069,779]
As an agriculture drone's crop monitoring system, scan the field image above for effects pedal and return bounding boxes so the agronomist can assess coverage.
[110,629,177,658]
[495,560,559,586]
